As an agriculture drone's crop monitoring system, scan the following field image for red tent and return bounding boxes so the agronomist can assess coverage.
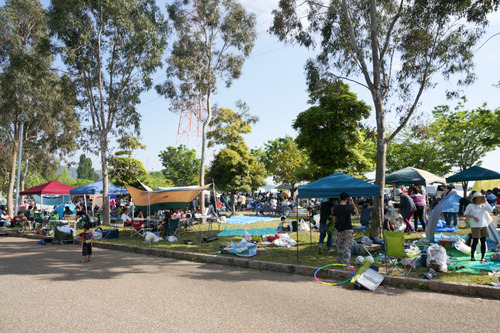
[21,181,75,195]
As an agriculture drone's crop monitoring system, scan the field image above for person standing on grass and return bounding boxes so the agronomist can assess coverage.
[318,198,335,254]
[333,192,358,265]
[410,187,426,232]
[464,192,492,264]
[397,189,416,233]
[81,225,93,263]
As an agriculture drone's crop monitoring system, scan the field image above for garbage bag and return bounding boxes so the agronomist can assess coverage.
[427,244,448,272]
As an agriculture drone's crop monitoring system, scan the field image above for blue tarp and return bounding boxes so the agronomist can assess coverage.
[427,194,462,243]
[218,227,279,237]
[69,180,128,195]
[225,216,278,225]
[441,194,461,213]
[224,240,257,257]
[297,172,381,198]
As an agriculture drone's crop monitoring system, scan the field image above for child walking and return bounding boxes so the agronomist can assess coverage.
[81,225,93,263]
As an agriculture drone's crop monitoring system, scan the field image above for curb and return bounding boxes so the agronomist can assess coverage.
[4,232,500,299]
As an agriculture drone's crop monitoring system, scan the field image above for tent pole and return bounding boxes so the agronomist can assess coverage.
[309,199,312,245]
[296,198,299,263]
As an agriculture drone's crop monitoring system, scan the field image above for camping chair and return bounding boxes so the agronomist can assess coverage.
[166,218,180,238]
[383,230,420,277]
[130,219,145,238]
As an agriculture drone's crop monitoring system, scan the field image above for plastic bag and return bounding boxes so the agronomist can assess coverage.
[167,235,177,242]
[244,230,252,242]
[299,219,310,231]
[453,238,471,254]
[91,230,103,240]
[426,244,448,272]
[144,232,163,243]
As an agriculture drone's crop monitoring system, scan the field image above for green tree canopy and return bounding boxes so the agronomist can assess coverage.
[0,0,79,216]
[157,0,257,213]
[49,0,168,224]
[109,136,147,187]
[138,171,174,190]
[207,106,265,192]
[208,143,266,193]
[271,0,493,237]
[269,140,307,199]
[431,97,500,173]
[386,124,450,176]
[158,145,200,186]
[77,154,98,181]
[293,81,373,178]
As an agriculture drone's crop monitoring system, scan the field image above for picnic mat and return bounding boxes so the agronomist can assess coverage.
[447,249,500,274]
[224,216,278,225]
[218,227,279,237]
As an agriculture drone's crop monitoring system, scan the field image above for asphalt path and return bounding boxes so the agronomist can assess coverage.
[0,237,497,332]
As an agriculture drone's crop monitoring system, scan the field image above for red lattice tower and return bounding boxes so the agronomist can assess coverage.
[175,2,209,151]
[176,99,207,149]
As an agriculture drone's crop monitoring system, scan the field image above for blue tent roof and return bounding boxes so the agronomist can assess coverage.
[446,166,500,182]
[69,180,128,195]
[297,173,381,198]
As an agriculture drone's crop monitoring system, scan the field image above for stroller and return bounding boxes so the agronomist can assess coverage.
[52,223,75,245]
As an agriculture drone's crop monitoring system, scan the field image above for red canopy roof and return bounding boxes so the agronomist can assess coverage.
[20,181,75,195]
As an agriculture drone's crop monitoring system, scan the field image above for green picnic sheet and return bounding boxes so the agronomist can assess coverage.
[447,249,500,274]
[217,227,279,237]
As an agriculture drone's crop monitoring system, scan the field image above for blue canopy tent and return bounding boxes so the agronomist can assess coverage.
[293,173,381,262]
[297,172,381,199]
[69,180,128,195]
[446,166,500,182]
[70,180,128,217]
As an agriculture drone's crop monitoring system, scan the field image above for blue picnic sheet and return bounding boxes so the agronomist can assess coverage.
[218,227,279,237]
[224,216,278,225]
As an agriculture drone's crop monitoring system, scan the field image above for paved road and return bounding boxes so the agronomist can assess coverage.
[0,237,497,332]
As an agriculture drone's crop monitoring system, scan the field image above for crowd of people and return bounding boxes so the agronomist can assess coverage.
[312,184,500,265]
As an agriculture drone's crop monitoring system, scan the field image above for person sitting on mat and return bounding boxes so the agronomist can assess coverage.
[464,192,493,263]
[277,216,289,232]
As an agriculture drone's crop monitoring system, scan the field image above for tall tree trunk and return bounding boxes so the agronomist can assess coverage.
[7,149,17,217]
[199,92,212,218]
[371,101,387,239]
[101,136,110,225]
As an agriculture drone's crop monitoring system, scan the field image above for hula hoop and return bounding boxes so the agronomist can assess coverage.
[314,264,356,286]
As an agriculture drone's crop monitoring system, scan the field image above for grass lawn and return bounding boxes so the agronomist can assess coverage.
[7,212,499,286]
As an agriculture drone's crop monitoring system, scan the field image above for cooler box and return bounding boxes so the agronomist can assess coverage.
[102,229,119,239]
[438,239,455,249]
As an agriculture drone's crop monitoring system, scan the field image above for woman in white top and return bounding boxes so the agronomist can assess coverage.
[464,192,493,263]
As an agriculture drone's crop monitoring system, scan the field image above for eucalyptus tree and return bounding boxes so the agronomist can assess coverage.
[49,0,168,224]
[0,0,79,216]
[271,0,494,236]
[157,0,257,214]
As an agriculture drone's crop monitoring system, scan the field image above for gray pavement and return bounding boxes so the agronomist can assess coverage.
[0,237,498,332]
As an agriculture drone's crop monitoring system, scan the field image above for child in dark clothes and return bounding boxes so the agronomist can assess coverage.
[81,225,93,262]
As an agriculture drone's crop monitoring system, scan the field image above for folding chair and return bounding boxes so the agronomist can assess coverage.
[130,219,144,238]
[166,218,180,238]
[383,230,420,277]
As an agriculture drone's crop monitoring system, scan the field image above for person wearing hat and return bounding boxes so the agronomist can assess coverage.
[464,192,493,263]
[396,189,416,233]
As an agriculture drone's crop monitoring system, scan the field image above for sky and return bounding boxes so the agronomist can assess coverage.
[4,0,500,180]
[131,1,500,176]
